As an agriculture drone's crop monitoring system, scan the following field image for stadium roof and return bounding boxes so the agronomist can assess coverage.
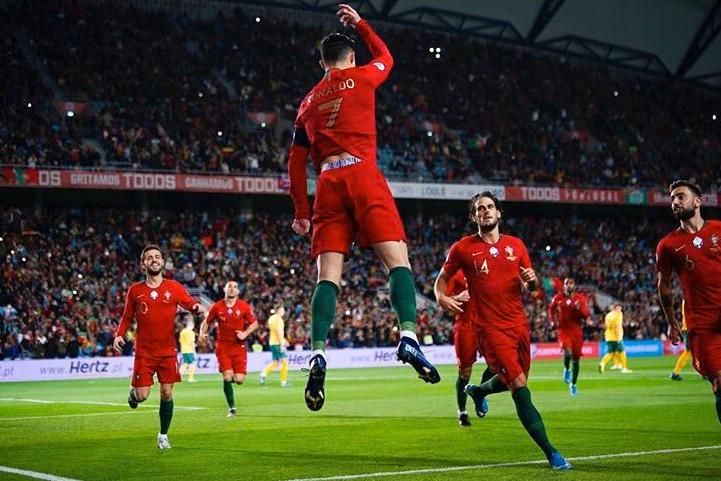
[238,0,721,90]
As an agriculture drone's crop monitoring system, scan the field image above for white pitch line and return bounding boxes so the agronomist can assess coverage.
[2,411,155,421]
[0,398,206,410]
[0,465,83,481]
[285,445,721,481]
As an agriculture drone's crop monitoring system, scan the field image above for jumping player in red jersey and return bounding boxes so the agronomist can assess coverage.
[549,277,590,396]
[445,269,495,426]
[287,4,439,411]
[113,244,205,449]
[434,192,571,470]
[199,281,258,418]
[656,179,721,426]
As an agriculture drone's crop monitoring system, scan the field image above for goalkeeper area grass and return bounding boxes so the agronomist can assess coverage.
[1,357,719,481]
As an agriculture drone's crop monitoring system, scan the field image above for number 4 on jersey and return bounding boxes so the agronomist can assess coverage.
[317,98,343,127]
[474,259,489,275]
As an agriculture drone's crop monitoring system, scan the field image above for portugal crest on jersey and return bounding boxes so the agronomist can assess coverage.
[505,245,517,261]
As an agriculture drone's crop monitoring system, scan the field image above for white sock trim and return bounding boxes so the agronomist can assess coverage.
[400,330,418,342]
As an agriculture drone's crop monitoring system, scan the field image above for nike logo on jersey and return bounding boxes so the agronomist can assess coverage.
[674,245,686,252]
[472,251,483,257]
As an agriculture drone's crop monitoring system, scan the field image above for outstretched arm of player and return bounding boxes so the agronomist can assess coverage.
[434,268,465,315]
[198,307,214,343]
[236,321,259,341]
[547,296,558,326]
[113,289,134,352]
[519,243,538,291]
[657,271,682,344]
[576,294,591,319]
[288,125,311,234]
[520,267,538,292]
[338,4,393,85]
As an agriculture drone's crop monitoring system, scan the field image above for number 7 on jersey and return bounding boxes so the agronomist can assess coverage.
[317,98,343,128]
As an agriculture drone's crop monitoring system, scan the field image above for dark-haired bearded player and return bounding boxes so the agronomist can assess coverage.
[434,192,571,470]
[657,179,721,426]
[287,4,439,412]
[113,245,205,449]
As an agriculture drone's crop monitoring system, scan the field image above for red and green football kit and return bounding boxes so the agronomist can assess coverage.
[444,234,533,385]
[657,220,721,377]
[288,19,405,257]
[117,279,198,387]
[205,299,257,374]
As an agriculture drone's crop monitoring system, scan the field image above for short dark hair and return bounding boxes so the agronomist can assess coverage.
[319,32,355,65]
[140,244,163,261]
[469,191,503,221]
[669,179,702,197]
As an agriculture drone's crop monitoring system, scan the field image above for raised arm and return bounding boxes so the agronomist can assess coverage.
[337,4,393,85]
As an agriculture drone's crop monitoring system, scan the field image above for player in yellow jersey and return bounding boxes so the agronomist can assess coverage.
[179,318,197,382]
[599,303,632,373]
[260,304,290,387]
[671,300,693,381]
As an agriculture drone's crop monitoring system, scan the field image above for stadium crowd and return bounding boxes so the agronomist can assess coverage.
[0,206,672,360]
[1,2,719,190]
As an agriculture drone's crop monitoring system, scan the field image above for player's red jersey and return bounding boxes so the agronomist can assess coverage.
[116,279,197,357]
[289,19,392,219]
[205,299,257,344]
[443,234,532,331]
[549,292,589,332]
[656,219,721,330]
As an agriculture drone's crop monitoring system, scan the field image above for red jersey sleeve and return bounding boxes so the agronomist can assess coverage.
[116,285,135,338]
[442,242,462,277]
[288,145,311,220]
[519,240,533,270]
[205,303,219,326]
[244,302,258,328]
[548,294,560,323]
[656,238,673,276]
[577,294,591,318]
[445,270,466,297]
[354,19,393,87]
[173,281,197,311]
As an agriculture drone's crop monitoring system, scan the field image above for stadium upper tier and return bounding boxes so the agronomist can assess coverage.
[0,207,672,360]
[1,2,719,191]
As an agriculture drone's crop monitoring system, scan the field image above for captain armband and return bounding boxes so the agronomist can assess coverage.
[291,127,310,147]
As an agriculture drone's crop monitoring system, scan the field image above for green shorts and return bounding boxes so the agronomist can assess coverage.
[271,345,287,361]
[606,341,624,353]
[182,353,195,364]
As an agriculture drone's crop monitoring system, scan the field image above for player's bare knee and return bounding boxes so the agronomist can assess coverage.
[234,374,246,385]
[459,366,472,379]
[317,253,344,285]
[372,241,410,270]
[159,385,173,401]
[508,374,527,392]
[222,372,233,382]
[134,387,150,402]
[711,373,721,393]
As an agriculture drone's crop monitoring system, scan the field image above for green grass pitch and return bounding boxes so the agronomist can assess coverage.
[1,357,719,481]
